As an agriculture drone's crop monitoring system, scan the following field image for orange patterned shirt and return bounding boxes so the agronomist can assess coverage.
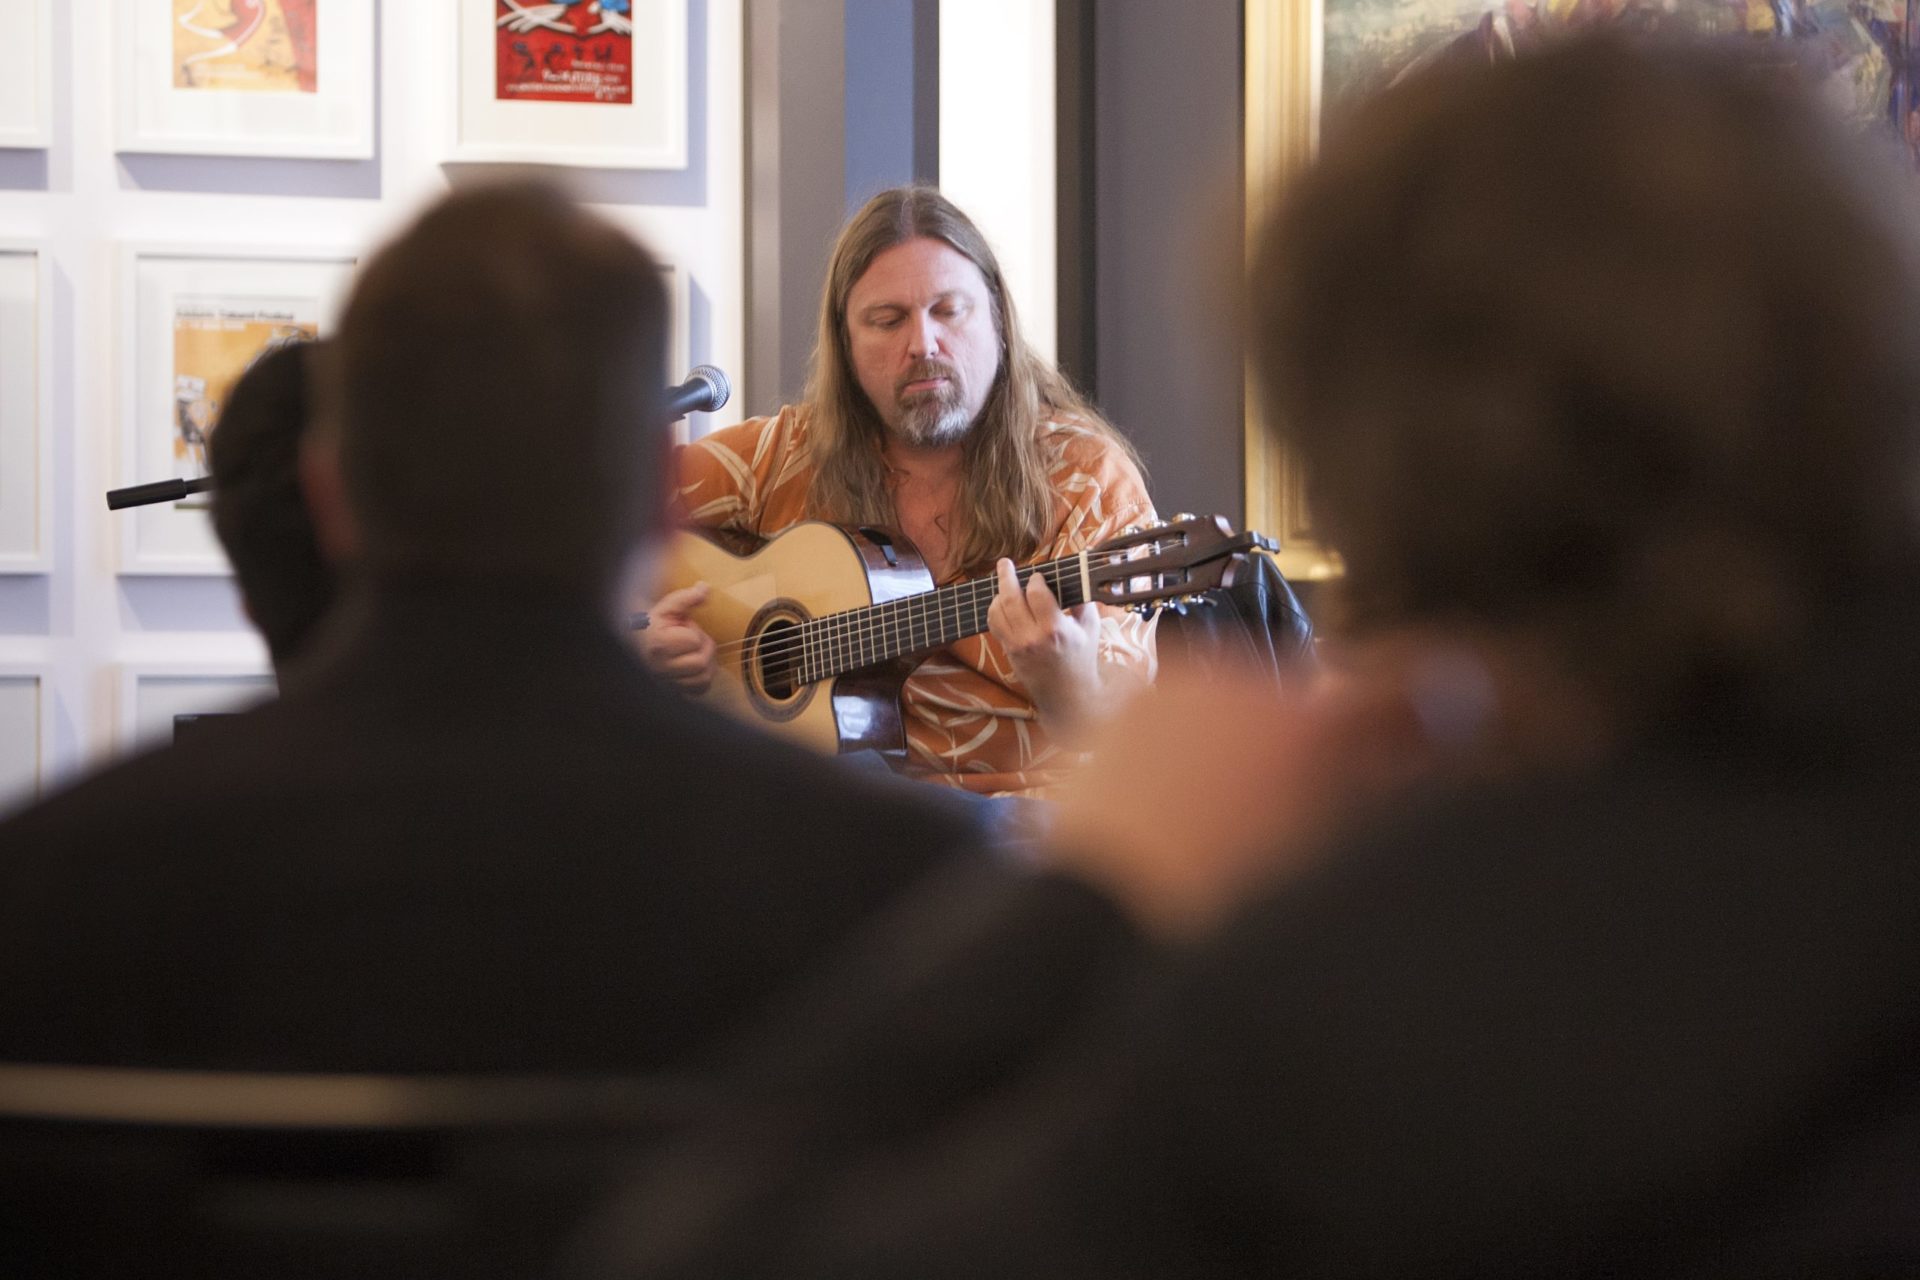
[675,404,1158,797]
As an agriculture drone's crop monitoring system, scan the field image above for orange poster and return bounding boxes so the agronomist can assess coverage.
[172,302,316,495]
[173,0,319,93]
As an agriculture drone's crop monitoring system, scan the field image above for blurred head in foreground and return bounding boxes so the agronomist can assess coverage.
[310,180,670,607]
[1253,37,1920,729]
[209,339,335,671]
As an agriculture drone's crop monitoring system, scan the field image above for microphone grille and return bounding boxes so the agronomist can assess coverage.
[690,364,731,414]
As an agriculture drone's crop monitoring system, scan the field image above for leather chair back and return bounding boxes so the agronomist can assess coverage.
[1154,550,1318,688]
[0,1063,706,1280]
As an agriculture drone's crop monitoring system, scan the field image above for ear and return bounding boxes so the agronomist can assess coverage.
[298,434,361,566]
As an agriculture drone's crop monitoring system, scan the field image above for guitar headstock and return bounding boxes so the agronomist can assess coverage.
[1084,515,1277,611]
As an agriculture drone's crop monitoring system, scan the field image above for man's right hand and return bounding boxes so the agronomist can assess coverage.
[635,582,718,694]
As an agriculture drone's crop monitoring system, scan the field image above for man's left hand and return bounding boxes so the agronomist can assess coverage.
[988,557,1105,737]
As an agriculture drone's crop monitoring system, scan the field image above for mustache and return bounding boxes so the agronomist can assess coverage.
[894,360,960,396]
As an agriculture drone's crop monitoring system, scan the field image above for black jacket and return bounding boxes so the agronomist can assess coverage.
[0,578,978,1073]
[595,584,1920,1278]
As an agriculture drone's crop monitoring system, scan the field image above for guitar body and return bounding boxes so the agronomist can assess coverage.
[659,522,936,759]
[650,513,1272,759]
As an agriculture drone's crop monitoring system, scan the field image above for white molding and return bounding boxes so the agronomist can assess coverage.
[0,242,52,572]
[0,0,54,149]
[0,663,51,811]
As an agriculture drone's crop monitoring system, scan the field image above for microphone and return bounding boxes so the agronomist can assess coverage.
[107,368,735,510]
[664,365,730,421]
[106,477,212,510]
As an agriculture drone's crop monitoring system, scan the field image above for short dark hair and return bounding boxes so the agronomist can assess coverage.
[208,340,335,668]
[329,180,670,593]
[1252,37,1920,712]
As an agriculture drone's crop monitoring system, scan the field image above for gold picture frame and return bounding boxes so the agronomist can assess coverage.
[1244,0,1342,582]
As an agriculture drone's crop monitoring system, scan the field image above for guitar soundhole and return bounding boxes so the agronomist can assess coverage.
[743,602,814,723]
[754,617,803,700]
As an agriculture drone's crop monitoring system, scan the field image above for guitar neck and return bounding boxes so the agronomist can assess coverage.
[794,553,1089,687]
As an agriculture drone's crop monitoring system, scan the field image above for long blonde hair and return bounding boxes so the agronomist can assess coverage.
[804,186,1140,574]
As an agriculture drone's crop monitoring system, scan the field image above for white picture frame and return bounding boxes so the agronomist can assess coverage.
[115,0,376,159]
[0,243,51,572]
[0,664,51,815]
[0,0,53,149]
[452,0,688,169]
[116,660,276,755]
[117,243,356,575]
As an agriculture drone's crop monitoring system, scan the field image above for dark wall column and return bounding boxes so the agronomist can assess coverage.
[744,0,844,416]
[1062,0,1246,526]
[1055,0,1097,392]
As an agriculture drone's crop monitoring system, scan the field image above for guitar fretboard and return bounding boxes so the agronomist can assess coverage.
[790,554,1090,687]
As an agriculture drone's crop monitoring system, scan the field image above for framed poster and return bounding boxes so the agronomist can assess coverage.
[115,0,376,159]
[452,0,689,168]
[0,666,49,816]
[117,661,275,754]
[1244,0,1919,581]
[0,243,51,572]
[0,0,53,148]
[118,243,355,575]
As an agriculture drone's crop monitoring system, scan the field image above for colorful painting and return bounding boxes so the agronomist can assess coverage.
[170,300,314,496]
[494,0,635,104]
[172,0,318,93]
[1323,0,1915,153]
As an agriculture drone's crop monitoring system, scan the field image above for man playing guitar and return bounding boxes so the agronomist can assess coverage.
[638,186,1157,798]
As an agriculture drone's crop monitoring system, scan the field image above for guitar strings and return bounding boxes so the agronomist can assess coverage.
[692,537,1190,671]
[696,558,1095,674]
[703,572,1081,671]
[660,530,1198,677]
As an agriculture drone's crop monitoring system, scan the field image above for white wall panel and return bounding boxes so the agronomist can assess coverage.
[0,0,745,793]
[939,0,1056,360]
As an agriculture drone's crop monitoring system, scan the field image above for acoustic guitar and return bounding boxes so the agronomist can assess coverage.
[648,515,1274,759]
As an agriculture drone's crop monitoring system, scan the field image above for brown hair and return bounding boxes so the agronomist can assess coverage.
[209,339,335,668]
[1252,37,1920,714]
[804,185,1139,573]
[329,180,669,595]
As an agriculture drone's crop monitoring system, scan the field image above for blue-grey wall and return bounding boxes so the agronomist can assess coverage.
[747,0,940,414]
[844,0,938,213]
[1083,0,1246,527]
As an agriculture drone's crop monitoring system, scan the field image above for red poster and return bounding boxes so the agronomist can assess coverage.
[494,2,634,106]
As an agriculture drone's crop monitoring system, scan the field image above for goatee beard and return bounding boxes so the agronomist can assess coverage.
[891,362,972,446]
[894,392,973,446]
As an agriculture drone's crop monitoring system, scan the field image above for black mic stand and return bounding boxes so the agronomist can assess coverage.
[105,365,732,511]
[105,477,213,510]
